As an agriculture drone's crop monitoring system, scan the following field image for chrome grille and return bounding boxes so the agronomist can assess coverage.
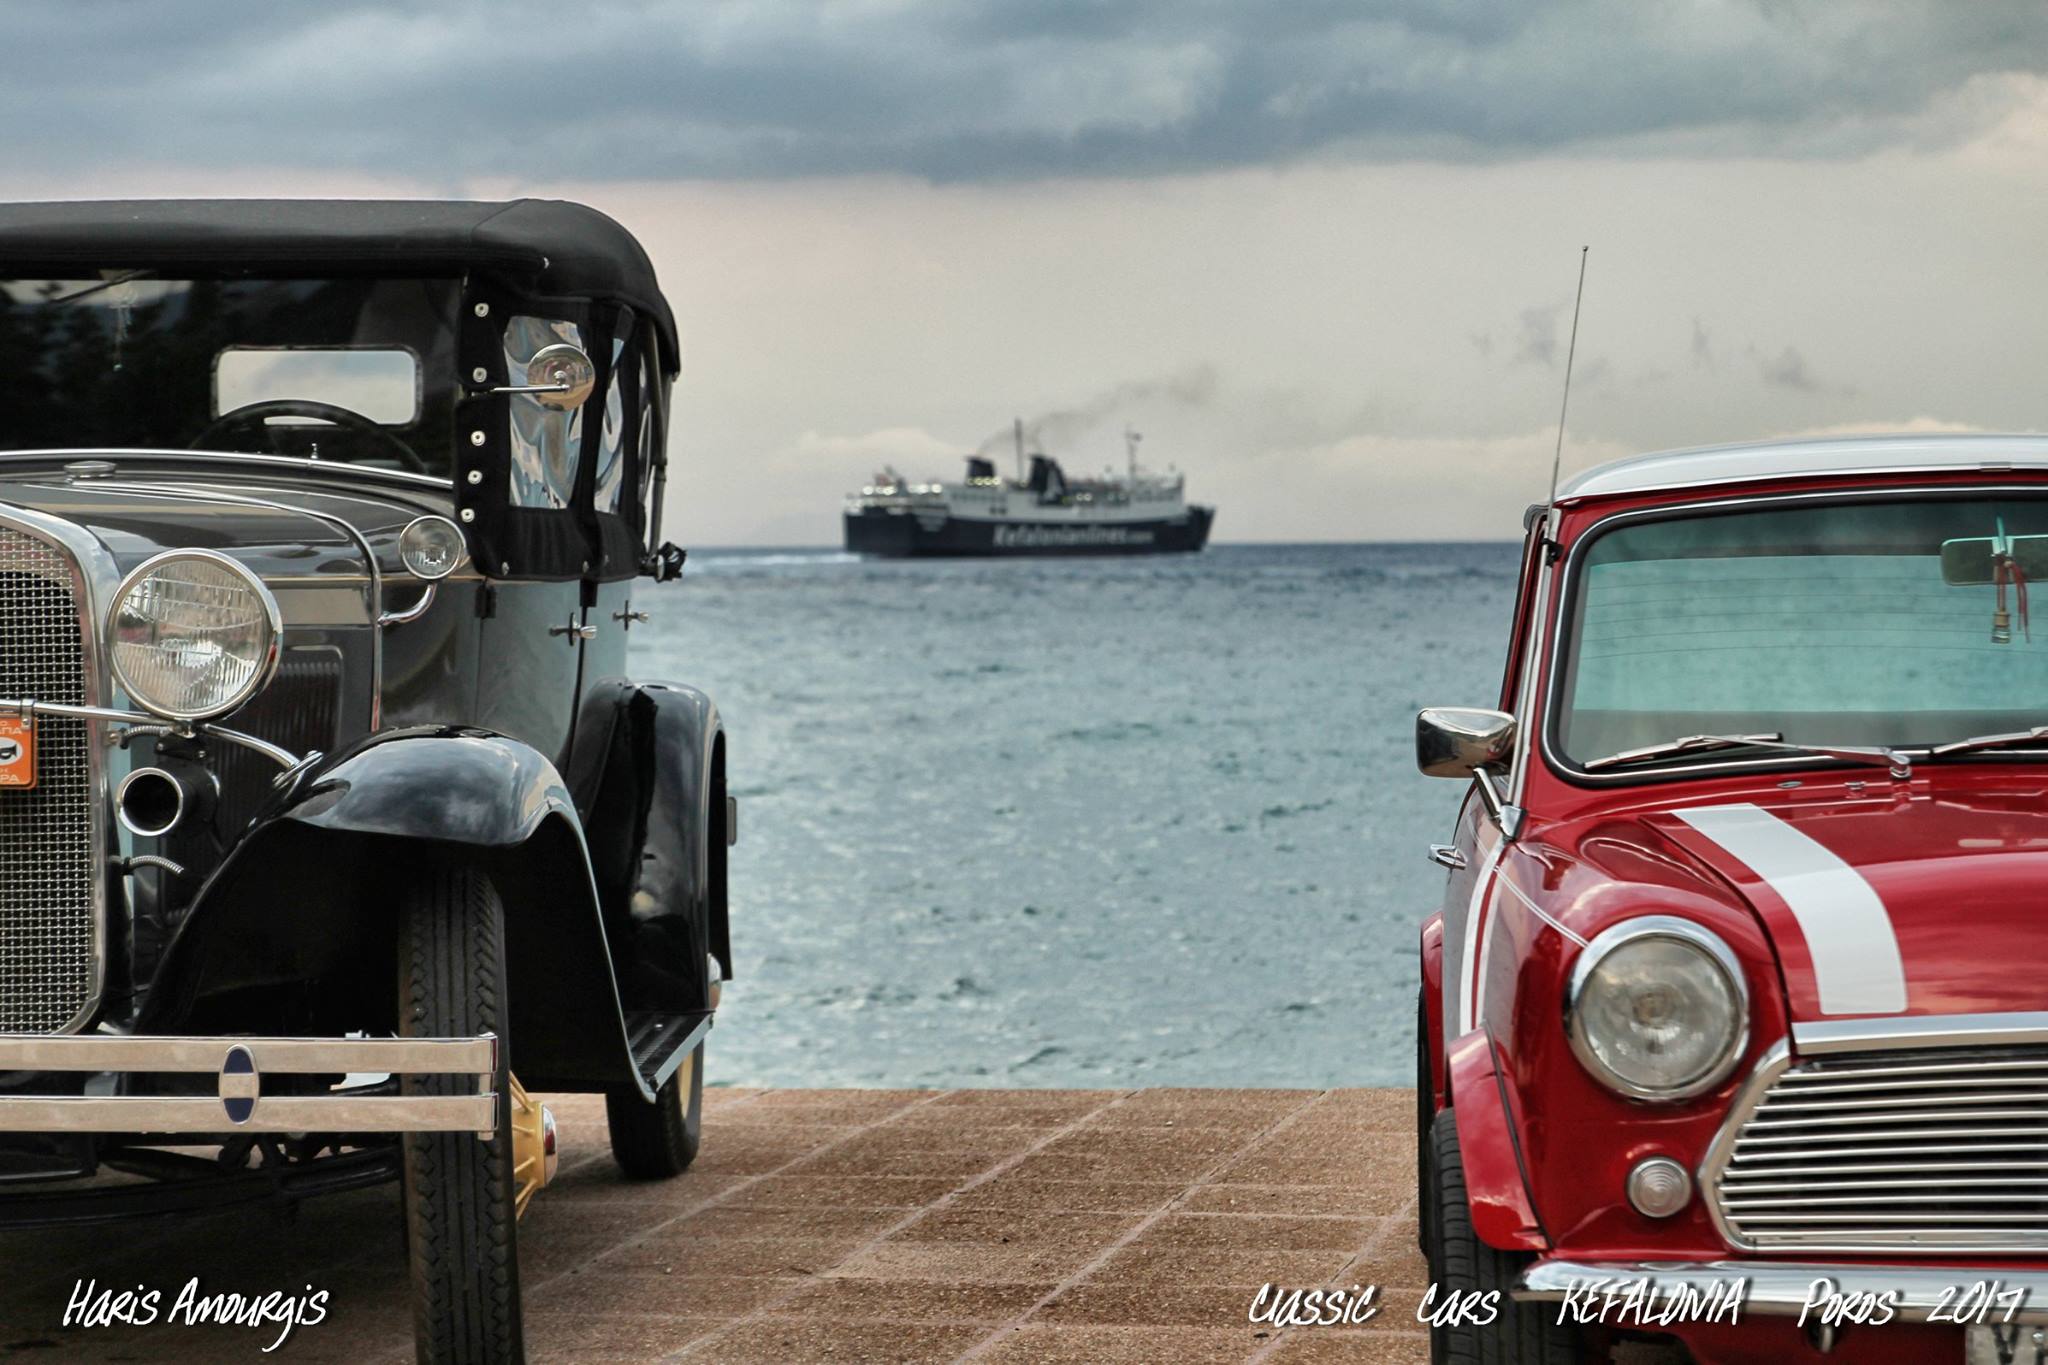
[0,525,94,1034]
[1711,1046,2048,1252]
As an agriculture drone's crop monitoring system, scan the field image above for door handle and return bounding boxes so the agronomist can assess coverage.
[1428,844,1468,871]
[548,619,597,642]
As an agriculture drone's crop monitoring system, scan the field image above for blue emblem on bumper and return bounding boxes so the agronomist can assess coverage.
[219,1045,257,1124]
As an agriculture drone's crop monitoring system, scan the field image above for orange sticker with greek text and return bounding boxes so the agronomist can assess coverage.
[0,716,35,789]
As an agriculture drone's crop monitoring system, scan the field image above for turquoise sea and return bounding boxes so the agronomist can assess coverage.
[632,542,1521,1088]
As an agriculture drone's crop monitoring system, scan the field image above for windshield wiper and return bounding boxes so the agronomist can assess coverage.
[1583,732,1912,776]
[1931,726,2048,758]
[47,270,152,306]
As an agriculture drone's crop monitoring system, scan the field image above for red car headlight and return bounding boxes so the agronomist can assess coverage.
[1565,916,1748,1102]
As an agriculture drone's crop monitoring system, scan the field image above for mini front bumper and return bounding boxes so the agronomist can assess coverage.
[0,1033,497,1138]
[1517,1259,2048,1325]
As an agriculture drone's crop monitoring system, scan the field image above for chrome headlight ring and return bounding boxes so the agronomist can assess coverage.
[106,548,282,723]
[398,514,468,581]
[1565,915,1749,1103]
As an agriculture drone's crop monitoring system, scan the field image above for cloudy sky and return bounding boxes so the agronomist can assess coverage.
[6,1,2048,543]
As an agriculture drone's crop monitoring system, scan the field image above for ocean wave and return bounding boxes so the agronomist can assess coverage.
[689,550,862,572]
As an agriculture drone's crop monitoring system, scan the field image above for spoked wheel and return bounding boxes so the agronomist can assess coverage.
[1426,1109,1582,1365]
[605,1038,704,1179]
[398,864,524,1364]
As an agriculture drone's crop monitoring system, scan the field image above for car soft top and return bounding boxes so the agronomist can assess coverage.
[0,198,678,374]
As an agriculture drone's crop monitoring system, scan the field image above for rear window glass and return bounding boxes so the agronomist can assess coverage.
[215,348,420,425]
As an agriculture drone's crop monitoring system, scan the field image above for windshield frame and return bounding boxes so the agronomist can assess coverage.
[1540,484,2048,786]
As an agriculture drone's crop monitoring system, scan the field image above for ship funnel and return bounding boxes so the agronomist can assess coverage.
[1027,454,1066,498]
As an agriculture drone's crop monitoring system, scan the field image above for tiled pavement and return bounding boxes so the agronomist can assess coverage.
[0,1088,1430,1363]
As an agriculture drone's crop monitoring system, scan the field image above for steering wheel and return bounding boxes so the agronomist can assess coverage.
[191,399,429,473]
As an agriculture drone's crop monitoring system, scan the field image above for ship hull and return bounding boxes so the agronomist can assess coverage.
[845,506,1214,558]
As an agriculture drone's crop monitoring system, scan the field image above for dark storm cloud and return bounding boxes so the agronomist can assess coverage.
[1756,345,1819,392]
[1512,305,1562,367]
[1750,342,1852,396]
[3,0,2044,181]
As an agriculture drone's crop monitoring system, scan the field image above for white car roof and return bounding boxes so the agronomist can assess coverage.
[1557,433,2048,503]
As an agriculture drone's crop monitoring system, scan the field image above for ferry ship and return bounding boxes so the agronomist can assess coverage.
[843,424,1215,557]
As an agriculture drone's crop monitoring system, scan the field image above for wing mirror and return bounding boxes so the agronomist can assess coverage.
[491,342,597,411]
[1416,708,1517,778]
[1418,707,1523,839]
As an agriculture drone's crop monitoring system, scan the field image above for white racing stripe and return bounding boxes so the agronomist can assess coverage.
[1457,833,1507,1033]
[1471,847,1592,1031]
[1491,868,1591,950]
[1473,879,1500,1031]
[1675,803,1907,1016]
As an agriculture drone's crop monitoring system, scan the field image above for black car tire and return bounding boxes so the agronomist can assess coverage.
[605,1040,704,1178]
[1416,990,1435,1254]
[1426,1108,1582,1365]
[398,864,524,1365]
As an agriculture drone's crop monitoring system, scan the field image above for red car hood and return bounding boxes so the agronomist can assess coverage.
[1648,782,2048,1023]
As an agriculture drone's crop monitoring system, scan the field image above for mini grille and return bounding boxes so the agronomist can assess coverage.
[0,526,93,1034]
[1712,1046,2048,1253]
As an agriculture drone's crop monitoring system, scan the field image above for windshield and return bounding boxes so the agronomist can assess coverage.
[0,275,461,476]
[1554,495,2048,768]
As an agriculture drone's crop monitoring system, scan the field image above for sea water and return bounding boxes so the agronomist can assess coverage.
[630,542,1520,1087]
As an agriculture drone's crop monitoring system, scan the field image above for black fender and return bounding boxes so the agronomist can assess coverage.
[136,726,652,1096]
[565,679,729,1016]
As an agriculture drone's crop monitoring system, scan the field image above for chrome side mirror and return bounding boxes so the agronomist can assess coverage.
[492,342,596,410]
[1417,708,1517,778]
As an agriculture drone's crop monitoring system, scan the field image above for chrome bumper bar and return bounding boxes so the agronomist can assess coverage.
[0,697,302,770]
[1518,1260,2048,1325]
[0,1033,497,1138]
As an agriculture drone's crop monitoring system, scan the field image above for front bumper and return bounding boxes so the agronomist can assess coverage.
[1518,1259,2048,1325]
[0,1033,496,1137]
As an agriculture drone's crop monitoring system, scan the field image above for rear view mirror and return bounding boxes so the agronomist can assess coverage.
[493,342,596,411]
[1942,534,2048,586]
[1417,708,1517,778]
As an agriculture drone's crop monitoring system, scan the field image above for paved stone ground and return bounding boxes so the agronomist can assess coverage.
[0,1088,1429,1363]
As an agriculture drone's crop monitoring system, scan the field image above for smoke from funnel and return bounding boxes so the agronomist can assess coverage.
[976,365,1218,458]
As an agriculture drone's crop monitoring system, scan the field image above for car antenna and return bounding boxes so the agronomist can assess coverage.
[1545,246,1590,508]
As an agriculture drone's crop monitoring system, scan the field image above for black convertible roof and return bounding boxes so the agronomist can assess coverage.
[0,198,678,371]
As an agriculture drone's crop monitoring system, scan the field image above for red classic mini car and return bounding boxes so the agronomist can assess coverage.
[1417,434,2048,1365]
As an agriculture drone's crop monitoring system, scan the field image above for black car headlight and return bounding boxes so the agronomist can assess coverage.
[108,550,282,722]
[1565,916,1747,1101]
[398,515,468,581]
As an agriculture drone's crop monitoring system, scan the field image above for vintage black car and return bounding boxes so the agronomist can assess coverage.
[0,200,732,1362]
